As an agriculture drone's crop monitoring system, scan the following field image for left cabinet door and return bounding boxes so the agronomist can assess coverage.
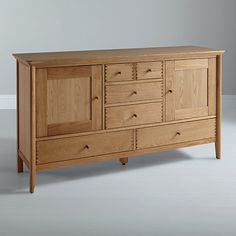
[36,65,102,137]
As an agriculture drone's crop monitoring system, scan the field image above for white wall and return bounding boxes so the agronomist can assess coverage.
[0,0,235,95]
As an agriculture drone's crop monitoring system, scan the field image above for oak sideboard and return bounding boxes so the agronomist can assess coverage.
[13,46,224,193]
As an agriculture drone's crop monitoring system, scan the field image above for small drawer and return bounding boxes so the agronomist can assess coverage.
[37,130,134,164]
[137,61,162,80]
[105,63,134,82]
[137,119,216,149]
[105,81,163,104]
[106,102,162,129]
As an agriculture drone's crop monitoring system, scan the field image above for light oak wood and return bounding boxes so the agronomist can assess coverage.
[36,65,102,137]
[105,63,134,82]
[105,81,163,104]
[137,119,216,149]
[13,46,224,67]
[105,102,163,129]
[215,55,222,159]
[36,137,215,171]
[37,130,133,164]
[14,46,224,193]
[166,58,216,121]
[137,61,162,80]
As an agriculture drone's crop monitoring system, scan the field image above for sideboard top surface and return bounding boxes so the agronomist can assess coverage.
[13,45,224,67]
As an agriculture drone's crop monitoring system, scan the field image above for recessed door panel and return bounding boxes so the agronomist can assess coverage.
[166,58,216,121]
[36,66,102,137]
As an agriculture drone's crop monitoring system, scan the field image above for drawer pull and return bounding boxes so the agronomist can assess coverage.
[131,91,137,95]
[146,69,152,73]
[168,89,173,93]
[176,132,181,136]
[117,71,122,75]
[132,113,138,118]
[84,144,90,149]
[93,96,99,101]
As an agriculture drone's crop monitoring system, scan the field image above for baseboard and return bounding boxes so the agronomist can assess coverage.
[0,94,235,109]
[0,95,16,109]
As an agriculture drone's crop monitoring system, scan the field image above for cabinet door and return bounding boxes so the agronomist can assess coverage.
[36,66,102,137]
[166,58,216,121]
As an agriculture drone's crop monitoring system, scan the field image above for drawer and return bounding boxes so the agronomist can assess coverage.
[106,102,162,129]
[137,61,162,80]
[105,81,163,104]
[105,63,134,82]
[37,130,134,164]
[137,119,216,149]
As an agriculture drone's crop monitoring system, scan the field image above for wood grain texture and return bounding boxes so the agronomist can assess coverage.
[105,81,163,104]
[215,55,222,159]
[37,130,134,164]
[136,61,162,80]
[105,102,163,129]
[13,46,224,67]
[36,137,215,171]
[208,57,216,115]
[105,63,134,82]
[18,62,31,163]
[137,118,216,149]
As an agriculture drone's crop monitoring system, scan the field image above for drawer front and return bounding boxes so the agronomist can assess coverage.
[37,130,134,164]
[137,62,162,80]
[137,119,216,149]
[105,64,133,82]
[106,102,163,129]
[105,81,163,104]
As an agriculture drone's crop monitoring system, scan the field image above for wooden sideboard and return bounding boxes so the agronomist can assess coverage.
[13,46,224,193]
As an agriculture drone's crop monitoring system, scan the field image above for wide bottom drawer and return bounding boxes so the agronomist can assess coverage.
[137,119,216,149]
[37,130,134,164]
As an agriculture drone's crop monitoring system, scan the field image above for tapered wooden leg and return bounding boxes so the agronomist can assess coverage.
[215,54,222,160]
[215,142,221,159]
[17,154,24,173]
[29,166,36,193]
[119,157,128,165]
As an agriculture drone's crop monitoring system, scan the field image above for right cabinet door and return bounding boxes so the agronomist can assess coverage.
[166,58,216,121]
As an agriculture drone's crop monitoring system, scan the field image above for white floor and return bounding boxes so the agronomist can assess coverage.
[0,96,236,236]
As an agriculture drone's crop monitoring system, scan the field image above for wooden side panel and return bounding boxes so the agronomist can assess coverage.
[165,61,175,121]
[208,58,216,115]
[18,62,31,162]
[37,130,134,164]
[137,118,216,149]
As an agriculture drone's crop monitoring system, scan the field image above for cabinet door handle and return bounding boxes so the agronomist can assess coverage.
[146,69,152,72]
[84,144,90,149]
[132,113,138,118]
[168,89,173,93]
[93,96,99,101]
[131,91,137,95]
[176,132,181,136]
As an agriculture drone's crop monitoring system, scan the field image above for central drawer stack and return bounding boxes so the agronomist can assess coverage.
[105,62,164,129]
